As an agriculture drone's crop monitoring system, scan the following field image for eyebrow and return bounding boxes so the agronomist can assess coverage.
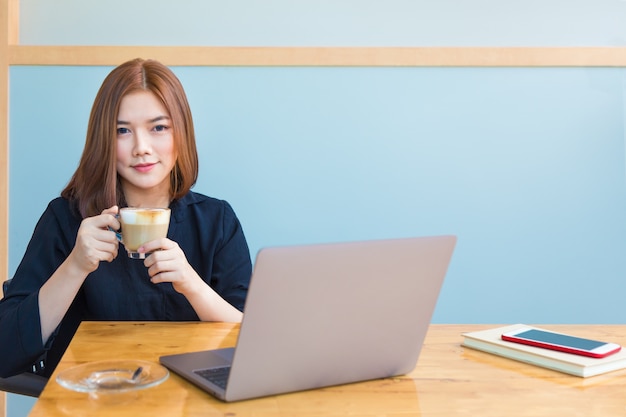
[117,115,171,125]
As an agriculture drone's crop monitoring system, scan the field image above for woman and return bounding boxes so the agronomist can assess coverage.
[0,58,252,378]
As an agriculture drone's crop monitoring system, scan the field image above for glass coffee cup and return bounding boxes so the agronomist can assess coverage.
[117,208,171,259]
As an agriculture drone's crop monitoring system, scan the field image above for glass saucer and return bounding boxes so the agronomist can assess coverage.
[56,360,169,393]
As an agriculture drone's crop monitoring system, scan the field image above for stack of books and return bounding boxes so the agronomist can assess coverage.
[461,324,626,377]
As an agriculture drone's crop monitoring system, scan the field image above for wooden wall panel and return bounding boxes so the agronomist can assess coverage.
[0,2,18,415]
[7,45,626,67]
[1,0,11,285]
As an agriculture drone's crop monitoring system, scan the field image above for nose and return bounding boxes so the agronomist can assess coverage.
[133,129,152,156]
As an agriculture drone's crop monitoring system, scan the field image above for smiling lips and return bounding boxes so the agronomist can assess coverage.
[133,162,157,173]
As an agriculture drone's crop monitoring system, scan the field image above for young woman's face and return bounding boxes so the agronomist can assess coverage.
[116,90,177,206]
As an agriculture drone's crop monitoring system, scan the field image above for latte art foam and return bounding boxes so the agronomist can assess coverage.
[119,208,170,225]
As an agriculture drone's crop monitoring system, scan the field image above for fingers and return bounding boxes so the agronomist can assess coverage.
[71,231,119,273]
[72,207,123,273]
[101,205,119,216]
[136,239,198,295]
[100,205,121,232]
[142,240,178,272]
[146,254,199,296]
[147,267,176,283]
[146,257,181,285]
[83,240,119,263]
[141,240,189,279]
[138,237,172,256]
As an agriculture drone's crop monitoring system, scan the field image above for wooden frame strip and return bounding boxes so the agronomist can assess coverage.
[8,45,626,67]
[0,0,13,416]
[7,0,16,45]
[1,0,10,282]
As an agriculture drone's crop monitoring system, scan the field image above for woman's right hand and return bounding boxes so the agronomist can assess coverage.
[69,206,121,274]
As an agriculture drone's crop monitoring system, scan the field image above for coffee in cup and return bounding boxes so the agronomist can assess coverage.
[118,207,171,259]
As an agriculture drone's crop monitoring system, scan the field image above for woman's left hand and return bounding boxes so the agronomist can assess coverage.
[139,238,243,322]
[139,238,202,295]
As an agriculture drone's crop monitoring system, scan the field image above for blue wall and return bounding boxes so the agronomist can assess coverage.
[10,65,626,324]
[18,0,626,47]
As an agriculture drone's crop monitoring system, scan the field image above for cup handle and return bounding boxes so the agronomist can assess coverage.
[108,226,123,242]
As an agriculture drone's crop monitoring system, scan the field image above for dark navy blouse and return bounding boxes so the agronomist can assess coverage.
[0,191,252,377]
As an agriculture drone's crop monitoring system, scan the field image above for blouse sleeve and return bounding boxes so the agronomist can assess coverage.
[0,199,79,377]
[209,201,252,312]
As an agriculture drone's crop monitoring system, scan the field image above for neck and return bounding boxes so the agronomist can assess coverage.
[126,197,170,208]
[122,184,171,208]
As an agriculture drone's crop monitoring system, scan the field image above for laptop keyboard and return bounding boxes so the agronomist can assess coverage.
[193,366,231,389]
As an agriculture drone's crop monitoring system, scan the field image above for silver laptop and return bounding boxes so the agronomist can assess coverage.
[159,235,456,402]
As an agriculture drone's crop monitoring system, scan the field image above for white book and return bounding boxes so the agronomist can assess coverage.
[461,324,626,378]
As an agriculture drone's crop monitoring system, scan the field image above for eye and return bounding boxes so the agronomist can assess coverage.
[117,127,130,135]
[153,124,169,132]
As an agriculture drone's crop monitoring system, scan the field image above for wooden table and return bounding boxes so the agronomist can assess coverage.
[28,323,626,416]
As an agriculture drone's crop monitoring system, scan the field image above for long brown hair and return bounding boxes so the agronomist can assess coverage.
[62,58,199,217]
